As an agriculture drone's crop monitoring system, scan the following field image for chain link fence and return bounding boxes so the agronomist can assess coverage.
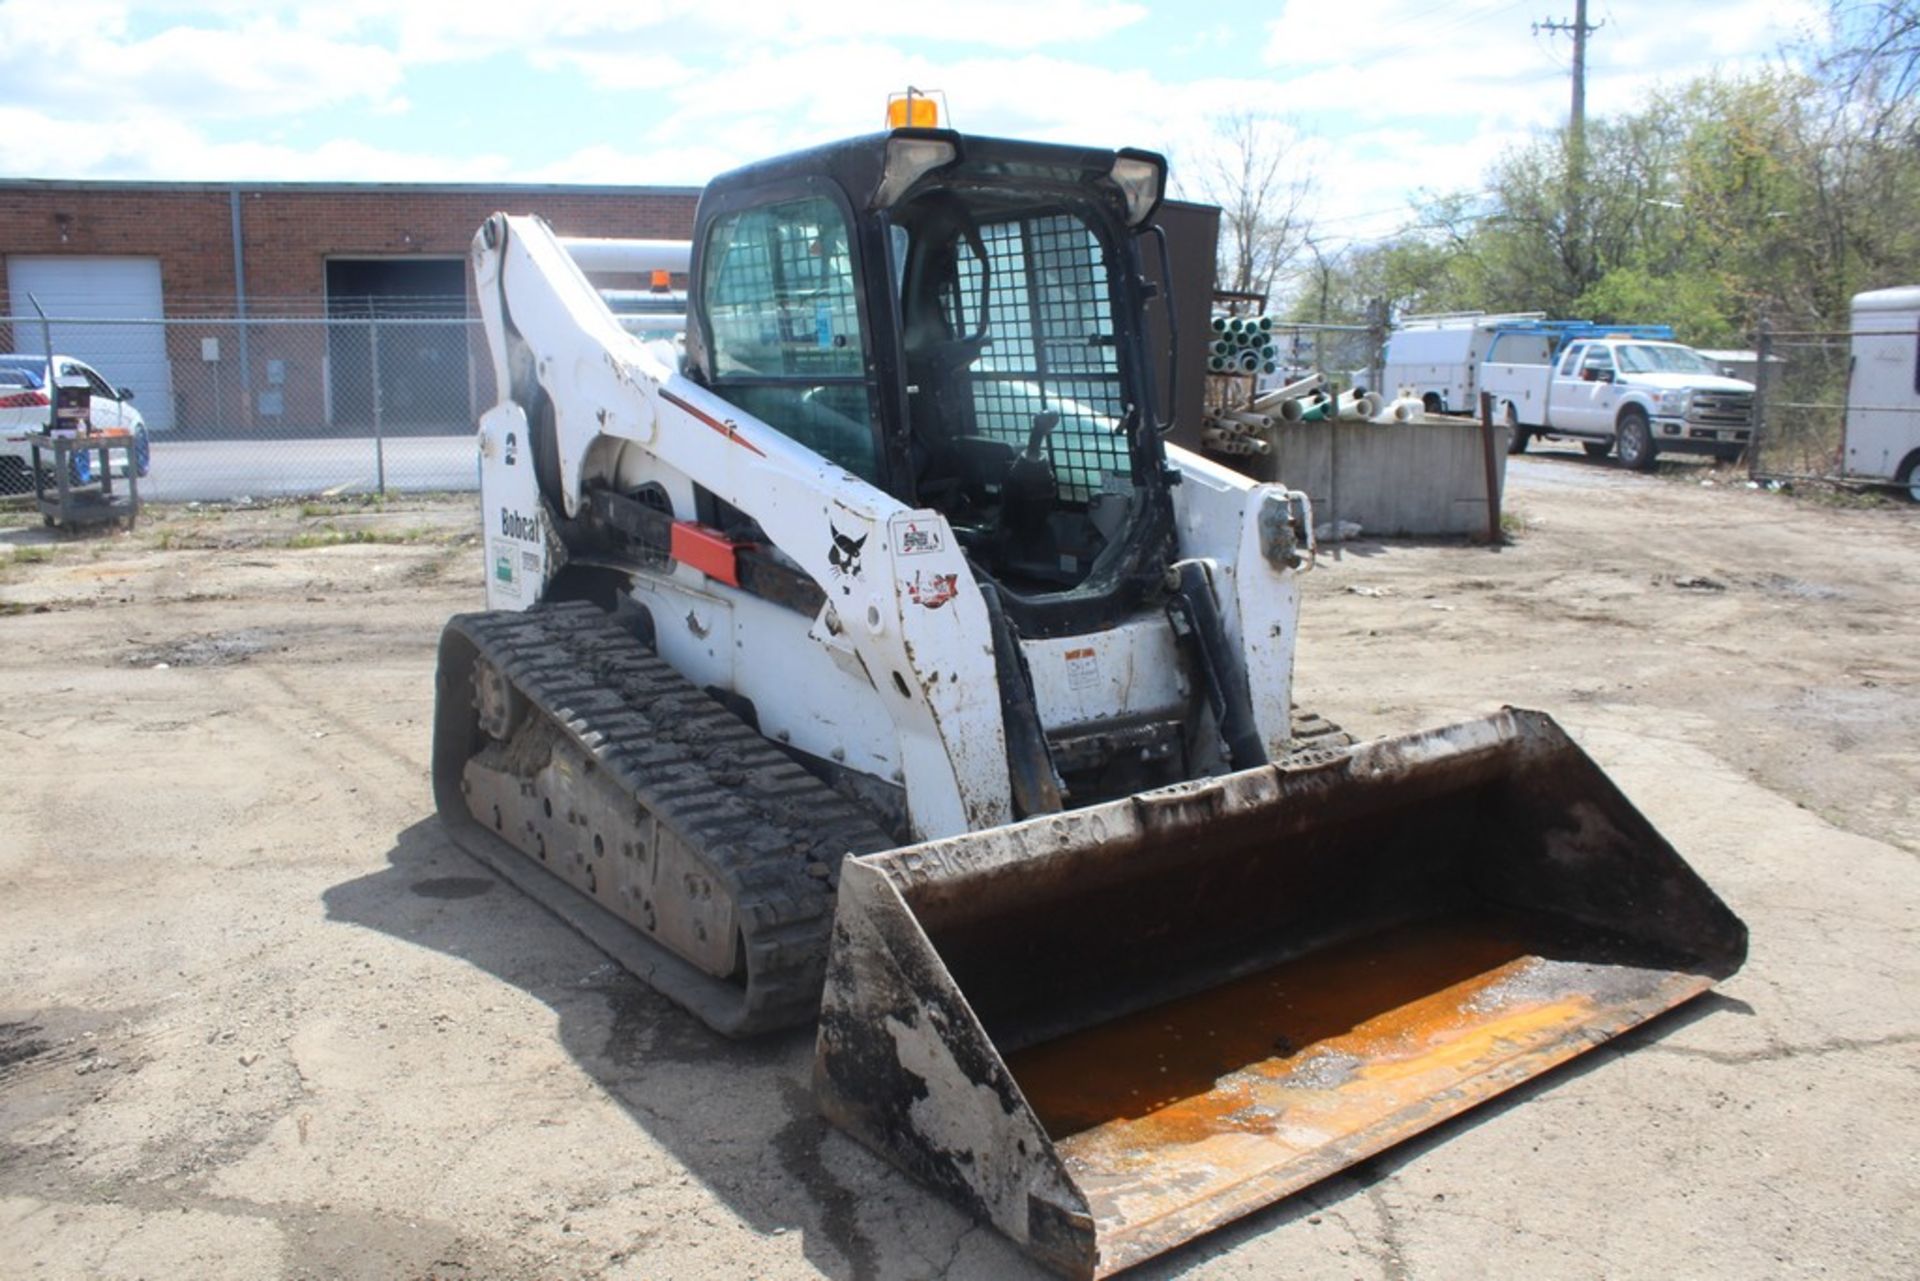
[1,306,493,500]
[38,307,1913,503]
[1264,322,1380,393]
[1751,322,1920,499]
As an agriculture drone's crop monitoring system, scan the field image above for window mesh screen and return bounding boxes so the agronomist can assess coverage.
[957,214,1130,502]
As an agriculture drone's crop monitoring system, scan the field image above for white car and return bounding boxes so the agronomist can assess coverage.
[0,354,152,494]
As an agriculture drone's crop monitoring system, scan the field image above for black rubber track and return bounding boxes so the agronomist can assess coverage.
[432,601,893,1036]
[1283,706,1354,766]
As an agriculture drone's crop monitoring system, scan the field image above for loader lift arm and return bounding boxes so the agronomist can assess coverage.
[472,206,1018,839]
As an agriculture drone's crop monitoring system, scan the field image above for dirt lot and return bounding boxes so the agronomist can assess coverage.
[2,452,1916,1280]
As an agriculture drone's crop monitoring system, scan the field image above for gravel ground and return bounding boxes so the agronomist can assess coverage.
[1,451,1915,1280]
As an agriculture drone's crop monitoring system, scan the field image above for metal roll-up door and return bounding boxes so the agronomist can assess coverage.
[7,255,175,429]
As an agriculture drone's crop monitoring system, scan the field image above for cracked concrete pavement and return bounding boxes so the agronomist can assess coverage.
[1,452,1916,1279]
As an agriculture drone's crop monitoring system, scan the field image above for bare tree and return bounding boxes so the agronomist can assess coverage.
[1195,112,1314,300]
[1820,0,1920,124]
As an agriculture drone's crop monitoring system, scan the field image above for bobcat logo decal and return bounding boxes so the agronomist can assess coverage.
[828,522,867,579]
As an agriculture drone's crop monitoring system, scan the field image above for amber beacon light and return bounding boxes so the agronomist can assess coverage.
[886,88,945,129]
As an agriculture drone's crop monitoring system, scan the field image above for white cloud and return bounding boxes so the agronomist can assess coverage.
[0,1,404,121]
[527,50,697,92]
[328,0,1150,65]
[0,107,509,182]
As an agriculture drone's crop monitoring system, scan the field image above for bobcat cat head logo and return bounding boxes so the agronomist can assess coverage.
[828,522,867,579]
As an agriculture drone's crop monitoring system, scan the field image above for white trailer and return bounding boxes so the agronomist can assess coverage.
[1843,286,1920,501]
[1381,312,1545,415]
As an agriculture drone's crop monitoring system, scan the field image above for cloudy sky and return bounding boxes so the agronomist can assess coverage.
[0,0,1826,248]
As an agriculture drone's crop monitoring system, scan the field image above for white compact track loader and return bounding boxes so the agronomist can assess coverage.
[432,126,1746,1277]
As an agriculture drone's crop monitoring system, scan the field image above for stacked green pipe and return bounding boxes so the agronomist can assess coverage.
[1207,312,1278,375]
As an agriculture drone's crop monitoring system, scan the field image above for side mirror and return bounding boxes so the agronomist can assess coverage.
[117,386,135,401]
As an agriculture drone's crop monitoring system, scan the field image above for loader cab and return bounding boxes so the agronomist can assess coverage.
[686,130,1177,635]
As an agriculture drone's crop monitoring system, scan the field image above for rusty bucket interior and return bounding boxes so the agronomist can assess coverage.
[815,709,1747,1279]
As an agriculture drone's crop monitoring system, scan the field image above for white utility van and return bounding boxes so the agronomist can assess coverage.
[1381,312,1544,415]
[1843,286,1920,501]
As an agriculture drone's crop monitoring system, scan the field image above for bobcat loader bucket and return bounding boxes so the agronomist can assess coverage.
[815,708,1746,1278]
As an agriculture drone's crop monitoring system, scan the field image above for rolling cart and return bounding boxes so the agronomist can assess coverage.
[20,430,140,531]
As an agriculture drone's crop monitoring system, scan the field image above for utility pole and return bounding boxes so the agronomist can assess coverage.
[1535,0,1603,163]
[1536,1,1604,287]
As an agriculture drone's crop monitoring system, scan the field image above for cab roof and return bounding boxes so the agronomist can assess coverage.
[701,129,1165,225]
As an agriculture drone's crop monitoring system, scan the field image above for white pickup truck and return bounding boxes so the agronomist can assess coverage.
[1483,334,1756,469]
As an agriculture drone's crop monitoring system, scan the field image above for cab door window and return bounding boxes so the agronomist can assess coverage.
[701,195,877,481]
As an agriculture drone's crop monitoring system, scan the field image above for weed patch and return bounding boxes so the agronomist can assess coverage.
[282,525,446,549]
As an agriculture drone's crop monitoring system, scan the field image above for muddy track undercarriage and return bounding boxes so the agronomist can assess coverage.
[431,600,893,1035]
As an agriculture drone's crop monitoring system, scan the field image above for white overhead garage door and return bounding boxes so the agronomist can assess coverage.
[7,255,176,429]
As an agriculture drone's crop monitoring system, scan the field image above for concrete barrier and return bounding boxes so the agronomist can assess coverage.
[1261,416,1508,539]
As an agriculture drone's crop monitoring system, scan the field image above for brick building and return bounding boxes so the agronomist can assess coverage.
[0,180,698,433]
